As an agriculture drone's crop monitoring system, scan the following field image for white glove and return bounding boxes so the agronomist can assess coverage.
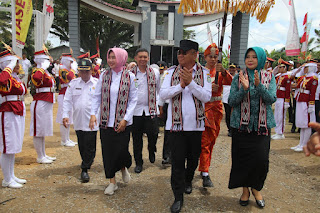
[7,58,18,70]
[71,61,78,71]
[284,102,290,109]
[41,59,51,70]
[308,105,315,113]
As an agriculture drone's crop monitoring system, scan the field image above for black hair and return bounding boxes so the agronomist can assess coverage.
[135,48,149,56]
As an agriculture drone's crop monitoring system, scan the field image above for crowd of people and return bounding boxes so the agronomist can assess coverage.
[0,39,320,213]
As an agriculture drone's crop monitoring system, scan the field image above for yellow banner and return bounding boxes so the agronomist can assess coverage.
[15,0,33,48]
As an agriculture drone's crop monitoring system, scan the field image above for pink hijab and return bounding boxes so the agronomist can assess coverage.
[107,47,128,73]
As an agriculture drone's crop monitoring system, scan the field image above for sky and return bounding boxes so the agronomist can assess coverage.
[189,0,320,53]
[48,0,320,54]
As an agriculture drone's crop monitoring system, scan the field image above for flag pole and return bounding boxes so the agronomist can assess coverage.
[215,0,229,84]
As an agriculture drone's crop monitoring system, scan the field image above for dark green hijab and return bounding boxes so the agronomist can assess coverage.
[244,47,267,79]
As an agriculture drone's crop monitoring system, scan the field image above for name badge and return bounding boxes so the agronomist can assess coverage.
[75,88,82,90]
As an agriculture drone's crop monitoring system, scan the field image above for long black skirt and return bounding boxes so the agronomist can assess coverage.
[228,129,270,191]
[100,127,132,179]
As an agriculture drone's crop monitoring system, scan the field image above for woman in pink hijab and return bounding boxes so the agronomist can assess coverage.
[89,47,137,195]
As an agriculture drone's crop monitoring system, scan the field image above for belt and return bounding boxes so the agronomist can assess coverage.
[36,87,54,93]
[3,95,24,102]
[279,87,286,91]
[60,83,68,88]
[300,89,310,94]
[210,96,222,102]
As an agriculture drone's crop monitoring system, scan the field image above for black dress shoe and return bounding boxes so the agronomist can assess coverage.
[162,157,171,165]
[185,183,192,194]
[291,127,296,133]
[81,171,90,183]
[251,189,265,208]
[239,199,249,206]
[170,200,183,213]
[202,175,214,187]
[134,165,143,173]
[149,152,155,163]
[255,199,265,208]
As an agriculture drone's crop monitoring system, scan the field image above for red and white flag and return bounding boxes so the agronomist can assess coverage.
[282,0,300,56]
[207,23,213,44]
[301,13,311,55]
[43,0,54,42]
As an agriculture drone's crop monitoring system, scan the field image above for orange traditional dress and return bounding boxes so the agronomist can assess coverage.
[198,68,232,173]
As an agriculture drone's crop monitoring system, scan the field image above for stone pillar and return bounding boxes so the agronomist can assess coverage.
[68,0,80,58]
[141,6,151,53]
[174,6,183,47]
[168,6,174,41]
[230,11,250,69]
[150,5,157,40]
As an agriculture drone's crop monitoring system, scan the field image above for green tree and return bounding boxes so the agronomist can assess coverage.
[51,0,135,61]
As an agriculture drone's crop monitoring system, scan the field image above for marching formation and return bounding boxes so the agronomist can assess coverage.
[0,39,320,213]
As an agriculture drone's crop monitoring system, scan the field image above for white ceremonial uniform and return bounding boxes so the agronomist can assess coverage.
[160,64,212,131]
[91,70,137,127]
[133,67,160,116]
[0,74,26,154]
[63,76,99,131]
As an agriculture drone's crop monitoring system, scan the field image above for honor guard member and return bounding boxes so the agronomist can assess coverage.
[264,57,275,72]
[290,63,318,151]
[130,48,160,173]
[63,58,99,183]
[272,59,292,140]
[198,43,233,187]
[90,53,102,79]
[0,44,27,188]
[160,40,211,213]
[30,47,56,164]
[56,51,77,147]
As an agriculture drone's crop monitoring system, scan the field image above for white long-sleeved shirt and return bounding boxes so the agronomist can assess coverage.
[91,70,137,127]
[63,76,99,131]
[160,64,212,131]
[133,66,160,116]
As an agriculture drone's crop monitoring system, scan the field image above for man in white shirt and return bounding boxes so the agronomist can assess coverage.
[130,48,160,173]
[160,40,211,213]
[20,53,31,84]
[62,58,99,183]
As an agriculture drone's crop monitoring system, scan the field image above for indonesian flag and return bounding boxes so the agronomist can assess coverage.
[301,13,311,55]
[207,23,213,44]
[43,0,54,42]
[282,0,300,56]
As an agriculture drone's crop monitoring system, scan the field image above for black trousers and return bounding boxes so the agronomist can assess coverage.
[100,127,132,179]
[75,130,97,170]
[161,103,171,160]
[290,95,296,128]
[132,113,159,165]
[223,103,232,131]
[169,131,202,201]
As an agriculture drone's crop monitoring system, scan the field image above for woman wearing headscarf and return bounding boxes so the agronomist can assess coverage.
[228,47,277,208]
[0,46,27,188]
[290,63,318,151]
[89,48,137,195]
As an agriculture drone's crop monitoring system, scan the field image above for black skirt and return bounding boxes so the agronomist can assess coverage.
[100,127,132,179]
[228,129,270,191]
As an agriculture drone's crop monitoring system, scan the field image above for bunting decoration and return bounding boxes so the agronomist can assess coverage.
[178,0,275,24]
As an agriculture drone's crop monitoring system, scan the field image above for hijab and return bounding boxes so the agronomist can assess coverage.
[107,48,128,73]
[244,47,266,79]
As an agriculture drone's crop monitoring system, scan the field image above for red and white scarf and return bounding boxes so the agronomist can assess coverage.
[171,63,205,131]
[100,68,131,129]
[131,66,157,116]
[239,69,272,135]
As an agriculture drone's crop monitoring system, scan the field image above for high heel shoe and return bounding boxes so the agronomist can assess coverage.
[239,188,250,206]
[251,188,265,208]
